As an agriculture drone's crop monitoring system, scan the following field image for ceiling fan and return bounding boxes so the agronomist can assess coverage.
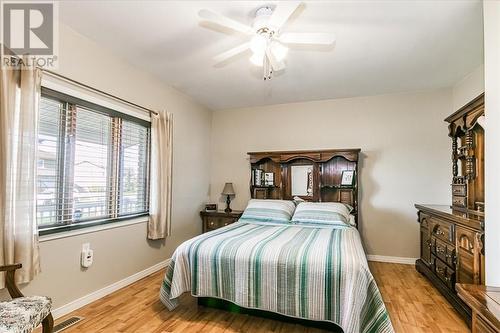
[198,2,335,80]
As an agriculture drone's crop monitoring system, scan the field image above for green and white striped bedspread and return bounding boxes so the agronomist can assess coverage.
[159,220,394,333]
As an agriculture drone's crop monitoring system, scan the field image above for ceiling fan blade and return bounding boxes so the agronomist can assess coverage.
[268,2,301,31]
[279,32,336,45]
[199,9,253,35]
[266,48,285,72]
[214,42,251,65]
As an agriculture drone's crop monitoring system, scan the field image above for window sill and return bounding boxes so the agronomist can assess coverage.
[39,215,149,243]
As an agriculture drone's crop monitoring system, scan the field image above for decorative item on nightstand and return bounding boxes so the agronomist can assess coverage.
[205,203,217,212]
[222,182,235,213]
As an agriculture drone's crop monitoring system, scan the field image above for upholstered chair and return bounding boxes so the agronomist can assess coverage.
[0,264,53,333]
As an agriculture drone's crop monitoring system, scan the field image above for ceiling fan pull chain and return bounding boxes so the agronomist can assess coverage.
[263,56,268,80]
[263,56,272,81]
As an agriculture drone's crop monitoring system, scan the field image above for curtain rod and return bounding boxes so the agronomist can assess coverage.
[39,68,159,116]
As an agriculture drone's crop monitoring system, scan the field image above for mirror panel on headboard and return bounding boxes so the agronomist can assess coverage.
[291,165,313,197]
[248,149,361,226]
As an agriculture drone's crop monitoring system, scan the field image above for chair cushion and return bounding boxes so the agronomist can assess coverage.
[0,296,52,333]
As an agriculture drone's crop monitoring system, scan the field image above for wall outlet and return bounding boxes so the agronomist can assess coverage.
[81,243,93,268]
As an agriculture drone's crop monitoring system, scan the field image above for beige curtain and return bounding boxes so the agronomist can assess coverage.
[148,111,173,240]
[0,64,42,285]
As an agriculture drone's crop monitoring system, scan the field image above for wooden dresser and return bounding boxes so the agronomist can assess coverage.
[415,93,485,324]
[457,284,500,332]
[415,204,484,321]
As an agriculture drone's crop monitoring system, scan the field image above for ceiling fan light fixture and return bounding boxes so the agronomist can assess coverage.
[249,52,264,67]
[270,42,288,62]
[250,34,268,55]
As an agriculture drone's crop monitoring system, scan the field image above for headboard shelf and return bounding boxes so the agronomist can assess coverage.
[248,149,361,226]
[321,185,354,189]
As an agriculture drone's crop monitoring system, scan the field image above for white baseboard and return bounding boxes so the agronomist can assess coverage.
[367,255,417,265]
[52,258,170,319]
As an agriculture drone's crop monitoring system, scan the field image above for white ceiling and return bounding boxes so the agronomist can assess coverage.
[60,1,484,110]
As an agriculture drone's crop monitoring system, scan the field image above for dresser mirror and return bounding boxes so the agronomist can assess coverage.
[291,165,314,196]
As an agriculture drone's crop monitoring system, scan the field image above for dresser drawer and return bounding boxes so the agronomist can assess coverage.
[206,216,236,231]
[452,184,467,197]
[452,195,467,208]
[430,217,455,245]
[433,237,456,268]
[201,211,243,233]
[432,255,455,289]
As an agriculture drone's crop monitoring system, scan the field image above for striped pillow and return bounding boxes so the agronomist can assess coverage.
[240,199,296,222]
[291,202,352,225]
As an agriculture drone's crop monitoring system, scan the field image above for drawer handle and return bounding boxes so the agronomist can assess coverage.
[436,267,450,281]
[224,223,228,226]
[426,240,432,248]
[436,246,445,254]
[210,221,215,226]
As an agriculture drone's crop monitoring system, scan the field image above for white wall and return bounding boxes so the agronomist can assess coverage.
[452,65,484,110]
[484,1,500,287]
[210,90,452,258]
[20,24,212,308]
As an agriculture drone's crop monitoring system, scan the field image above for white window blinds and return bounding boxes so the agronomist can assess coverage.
[119,120,150,216]
[36,89,150,232]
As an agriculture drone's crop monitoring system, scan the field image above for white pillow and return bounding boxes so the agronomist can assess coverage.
[291,202,353,225]
[240,199,296,222]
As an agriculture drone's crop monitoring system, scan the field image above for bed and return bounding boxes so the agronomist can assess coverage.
[159,217,393,333]
[160,149,393,333]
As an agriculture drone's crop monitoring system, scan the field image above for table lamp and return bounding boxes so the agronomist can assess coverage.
[221,183,235,213]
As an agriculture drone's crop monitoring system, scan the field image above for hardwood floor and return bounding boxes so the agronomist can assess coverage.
[52,262,469,333]
[370,263,469,333]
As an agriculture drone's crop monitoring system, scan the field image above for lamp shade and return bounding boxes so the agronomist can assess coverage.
[221,182,235,196]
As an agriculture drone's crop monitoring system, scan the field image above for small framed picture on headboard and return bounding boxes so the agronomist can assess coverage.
[341,170,355,186]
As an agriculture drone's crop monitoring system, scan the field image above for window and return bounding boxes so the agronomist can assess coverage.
[36,88,150,234]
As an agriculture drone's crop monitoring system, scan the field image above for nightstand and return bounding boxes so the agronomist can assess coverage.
[200,210,243,233]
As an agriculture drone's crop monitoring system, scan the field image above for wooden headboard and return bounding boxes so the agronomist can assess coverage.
[247,149,361,226]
